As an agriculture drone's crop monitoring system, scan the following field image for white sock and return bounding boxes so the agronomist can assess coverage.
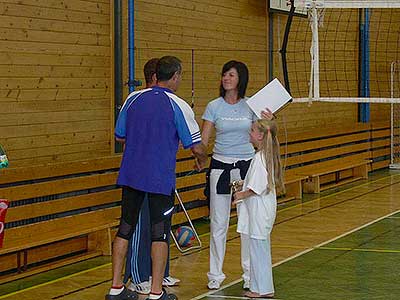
[148,291,164,299]
[109,286,124,295]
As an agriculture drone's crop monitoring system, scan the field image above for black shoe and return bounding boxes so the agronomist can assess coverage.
[105,286,138,300]
[145,288,178,300]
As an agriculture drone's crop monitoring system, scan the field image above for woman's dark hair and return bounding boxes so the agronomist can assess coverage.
[156,56,182,82]
[219,60,249,99]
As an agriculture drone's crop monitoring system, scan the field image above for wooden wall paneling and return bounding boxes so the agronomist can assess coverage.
[0,2,110,24]
[0,0,113,166]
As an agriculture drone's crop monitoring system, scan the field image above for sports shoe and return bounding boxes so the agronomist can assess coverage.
[162,276,181,287]
[128,280,151,294]
[145,288,178,300]
[207,279,221,290]
[105,286,138,300]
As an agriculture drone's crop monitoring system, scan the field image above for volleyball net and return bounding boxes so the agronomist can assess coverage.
[278,0,400,168]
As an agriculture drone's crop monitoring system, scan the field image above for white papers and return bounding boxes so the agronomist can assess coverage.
[246,78,292,119]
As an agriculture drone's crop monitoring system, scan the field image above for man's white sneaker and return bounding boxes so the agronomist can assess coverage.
[128,281,151,295]
[207,279,221,290]
[162,276,181,287]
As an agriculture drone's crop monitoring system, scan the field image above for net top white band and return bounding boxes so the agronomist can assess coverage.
[294,0,400,9]
[293,97,400,104]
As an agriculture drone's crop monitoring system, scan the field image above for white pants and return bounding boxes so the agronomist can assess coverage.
[207,168,250,284]
[249,235,274,295]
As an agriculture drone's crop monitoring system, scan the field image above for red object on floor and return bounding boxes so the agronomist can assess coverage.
[0,199,9,248]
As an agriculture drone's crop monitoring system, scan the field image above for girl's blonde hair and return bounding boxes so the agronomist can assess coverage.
[255,119,285,195]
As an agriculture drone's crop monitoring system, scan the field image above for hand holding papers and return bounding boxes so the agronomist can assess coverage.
[246,78,292,119]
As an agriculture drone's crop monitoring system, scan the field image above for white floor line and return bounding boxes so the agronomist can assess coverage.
[191,208,400,300]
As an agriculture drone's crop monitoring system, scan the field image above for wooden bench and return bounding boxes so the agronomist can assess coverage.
[280,174,308,202]
[280,123,372,194]
[295,157,369,193]
[0,156,123,283]
[369,121,391,171]
[0,152,209,284]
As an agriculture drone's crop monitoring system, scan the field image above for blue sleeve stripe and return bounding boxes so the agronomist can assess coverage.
[122,89,151,111]
[114,89,150,138]
[120,89,150,110]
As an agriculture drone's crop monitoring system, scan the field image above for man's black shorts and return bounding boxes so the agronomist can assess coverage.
[120,186,174,228]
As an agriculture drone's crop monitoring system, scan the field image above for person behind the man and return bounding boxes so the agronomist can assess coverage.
[106,56,208,300]
[122,58,180,294]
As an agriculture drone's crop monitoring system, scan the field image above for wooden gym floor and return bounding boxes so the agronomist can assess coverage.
[0,169,399,300]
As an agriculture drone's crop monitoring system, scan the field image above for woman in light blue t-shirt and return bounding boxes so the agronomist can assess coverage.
[202,60,272,290]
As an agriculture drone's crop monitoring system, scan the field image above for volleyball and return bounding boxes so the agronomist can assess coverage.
[175,226,195,247]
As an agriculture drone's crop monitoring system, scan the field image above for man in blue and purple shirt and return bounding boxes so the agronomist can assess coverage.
[123,58,181,295]
[106,56,207,300]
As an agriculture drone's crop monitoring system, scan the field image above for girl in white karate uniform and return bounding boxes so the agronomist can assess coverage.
[233,119,285,298]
